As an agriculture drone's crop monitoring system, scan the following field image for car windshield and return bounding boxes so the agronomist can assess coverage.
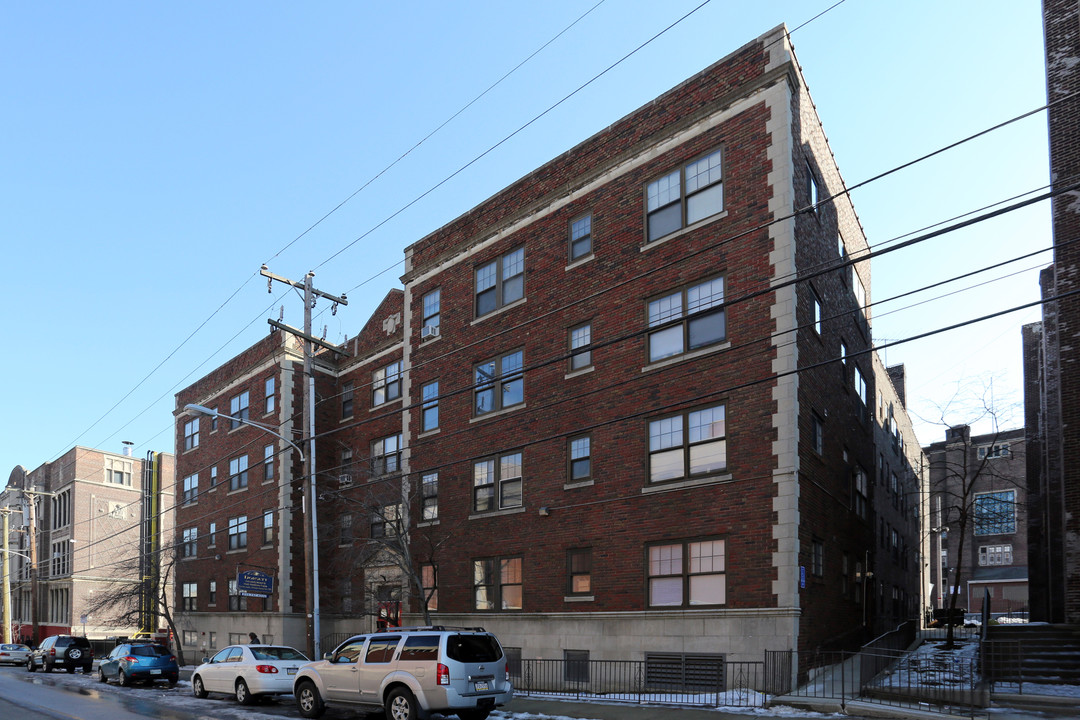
[1,644,26,651]
[131,645,171,657]
[445,635,502,663]
[251,646,308,661]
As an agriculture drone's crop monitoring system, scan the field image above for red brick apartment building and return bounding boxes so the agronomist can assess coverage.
[172,25,923,666]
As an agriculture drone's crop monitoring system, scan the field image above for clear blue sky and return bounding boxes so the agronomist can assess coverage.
[0,1,1048,477]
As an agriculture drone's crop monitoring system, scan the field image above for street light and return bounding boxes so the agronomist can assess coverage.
[183,405,305,461]
[182,404,318,655]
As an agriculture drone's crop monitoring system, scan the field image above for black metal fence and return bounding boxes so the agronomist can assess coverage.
[512,657,767,708]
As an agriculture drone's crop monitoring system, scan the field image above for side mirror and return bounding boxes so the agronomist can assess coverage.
[323,652,333,661]
[201,657,209,664]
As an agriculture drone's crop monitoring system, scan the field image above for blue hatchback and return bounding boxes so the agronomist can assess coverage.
[98,643,179,687]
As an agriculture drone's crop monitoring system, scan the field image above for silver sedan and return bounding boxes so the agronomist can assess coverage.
[0,644,31,665]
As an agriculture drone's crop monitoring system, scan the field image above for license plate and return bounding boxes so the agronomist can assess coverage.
[287,667,298,675]
[150,670,161,675]
[474,681,489,692]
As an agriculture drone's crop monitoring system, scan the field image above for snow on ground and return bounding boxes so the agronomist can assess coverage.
[12,667,842,720]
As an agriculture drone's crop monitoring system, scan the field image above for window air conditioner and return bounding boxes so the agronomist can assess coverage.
[339,474,353,488]
[421,324,440,339]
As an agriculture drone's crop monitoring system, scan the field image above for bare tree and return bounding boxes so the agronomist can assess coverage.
[83,547,186,665]
[321,466,451,627]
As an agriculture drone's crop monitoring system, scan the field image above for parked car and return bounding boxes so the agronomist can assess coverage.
[191,644,309,705]
[27,635,94,673]
[98,643,178,686]
[292,626,512,720]
[0,643,31,665]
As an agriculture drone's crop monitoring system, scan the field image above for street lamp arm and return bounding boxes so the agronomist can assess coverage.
[0,549,32,563]
[183,404,305,461]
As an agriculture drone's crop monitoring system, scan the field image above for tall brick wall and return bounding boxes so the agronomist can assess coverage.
[1043,0,1080,623]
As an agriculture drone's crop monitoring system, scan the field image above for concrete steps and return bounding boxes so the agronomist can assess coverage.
[983,624,1080,685]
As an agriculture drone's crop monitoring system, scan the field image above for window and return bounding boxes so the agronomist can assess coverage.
[340,513,353,545]
[210,466,218,487]
[208,580,217,605]
[811,538,824,577]
[182,474,198,504]
[805,160,819,211]
[230,391,249,429]
[264,444,275,481]
[371,434,402,476]
[646,148,723,242]
[811,289,822,334]
[811,414,824,454]
[262,510,274,545]
[182,527,197,558]
[647,539,725,607]
[839,339,848,379]
[564,650,590,683]
[838,231,845,258]
[570,214,592,261]
[207,522,216,547]
[229,455,248,491]
[855,366,869,408]
[474,452,523,512]
[569,436,591,482]
[842,553,850,596]
[854,467,868,519]
[341,381,354,418]
[228,579,247,611]
[371,503,400,539]
[228,516,248,550]
[567,548,592,595]
[852,267,867,311]
[421,381,439,432]
[422,288,441,336]
[569,323,592,371]
[50,541,71,576]
[979,544,1013,566]
[974,490,1016,535]
[51,490,71,529]
[648,404,726,483]
[210,409,218,432]
[476,247,525,317]
[106,457,132,485]
[647,277,725,363]
[474,350,524,415]
[184,418,200,450]
[373,361,402,406]
[182,583,197,612]
[474,556,523,610]
[265,376,276,414]
[978,443,1011,459]
[421,472,438,521]
[422,564,438,611]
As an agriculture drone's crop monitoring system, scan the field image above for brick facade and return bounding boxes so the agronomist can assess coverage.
[171,25,924,666]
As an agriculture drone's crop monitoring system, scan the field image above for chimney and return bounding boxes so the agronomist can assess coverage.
[122,441,134,457]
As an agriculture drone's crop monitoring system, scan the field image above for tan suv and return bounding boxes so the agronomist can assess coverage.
[293,626,512,720]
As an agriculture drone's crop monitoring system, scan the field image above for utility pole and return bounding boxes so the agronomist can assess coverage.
[2,509,11,643]
[260,265,346,660]
[21,488,54,645]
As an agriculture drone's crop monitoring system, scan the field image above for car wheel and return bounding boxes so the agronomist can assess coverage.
[236,678,256,705]
[67,648,83,662]
[26,658,35,673]
[119,670,131,687]
[43,660,52,673]
[83,665,92,674]
[457,711,491,720]
[168,678,178,688]
[66,665,75,674]
[98,668,108,683]
[386,687,418,720]
[192,675,208,699]
[295,680,325,719]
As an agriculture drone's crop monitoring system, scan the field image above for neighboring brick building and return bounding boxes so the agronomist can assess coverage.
[1,447,174,643]
[171,330,310,653]
[924,426,1028,615]
[173,25,926,669]
[1024,0,1080,625]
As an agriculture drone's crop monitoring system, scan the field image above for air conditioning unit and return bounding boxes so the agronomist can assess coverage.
[338,474,353,488]
[421,324,440,340]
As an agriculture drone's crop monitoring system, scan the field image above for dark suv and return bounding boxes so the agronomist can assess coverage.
[28,635,94,673]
